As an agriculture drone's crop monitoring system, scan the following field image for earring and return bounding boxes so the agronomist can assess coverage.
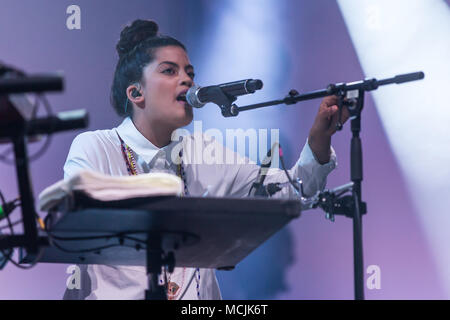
[132,88,141,98]
[132,83,142,97]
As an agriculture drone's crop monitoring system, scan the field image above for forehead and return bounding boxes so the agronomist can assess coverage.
[152,45,191,66]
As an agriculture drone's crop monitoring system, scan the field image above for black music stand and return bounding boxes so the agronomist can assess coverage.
[25,193,301,300]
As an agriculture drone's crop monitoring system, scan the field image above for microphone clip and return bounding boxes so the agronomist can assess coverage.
[206,86,240,117]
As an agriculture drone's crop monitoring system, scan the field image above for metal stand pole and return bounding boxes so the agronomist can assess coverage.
[349,91,365,299]
[145,235,167,300]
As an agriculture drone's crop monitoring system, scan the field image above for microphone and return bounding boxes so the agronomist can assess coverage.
[248,142,279,197]
[186,79,263,108]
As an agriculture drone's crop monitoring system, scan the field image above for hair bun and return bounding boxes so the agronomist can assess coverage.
[116,20,159,58]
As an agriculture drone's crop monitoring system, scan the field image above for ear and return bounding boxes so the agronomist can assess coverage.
[126,83,145,109]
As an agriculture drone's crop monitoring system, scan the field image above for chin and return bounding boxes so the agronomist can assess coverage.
[166,103,193,129]
[180,106,193,126]
[179,114,193,127]
[172,112,193,129]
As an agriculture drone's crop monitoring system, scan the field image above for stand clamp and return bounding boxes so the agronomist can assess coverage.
[311,183,367,222]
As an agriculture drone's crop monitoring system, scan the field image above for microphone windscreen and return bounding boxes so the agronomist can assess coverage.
[247,79,263,93]
[186,85,205,108]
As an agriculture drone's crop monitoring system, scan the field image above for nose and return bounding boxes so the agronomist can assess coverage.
[180,71,193,88]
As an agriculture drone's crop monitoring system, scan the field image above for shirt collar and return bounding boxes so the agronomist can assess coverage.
[115,117,180,164]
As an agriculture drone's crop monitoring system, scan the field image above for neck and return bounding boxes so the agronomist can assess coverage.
[132,116,174,148]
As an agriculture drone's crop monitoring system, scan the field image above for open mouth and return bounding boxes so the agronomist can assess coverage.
[176,92,187,102]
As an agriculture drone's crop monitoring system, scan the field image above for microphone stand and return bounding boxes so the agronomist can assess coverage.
[220,71,425,300]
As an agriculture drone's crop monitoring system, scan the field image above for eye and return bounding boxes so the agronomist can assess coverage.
[188,72,195,80]
[162,67,176,75]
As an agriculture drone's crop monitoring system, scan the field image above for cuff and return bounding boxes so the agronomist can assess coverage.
[297,138,337,173]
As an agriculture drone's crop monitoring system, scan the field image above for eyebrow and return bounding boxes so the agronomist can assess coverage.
[159,61,194,71]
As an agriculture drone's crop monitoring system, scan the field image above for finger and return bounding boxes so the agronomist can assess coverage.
[320,95,339,108]
[327,108,341,135]
[325,104,339,120]
[330,106,352,132]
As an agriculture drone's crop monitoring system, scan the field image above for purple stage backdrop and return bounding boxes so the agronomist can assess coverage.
[0,0,446,299]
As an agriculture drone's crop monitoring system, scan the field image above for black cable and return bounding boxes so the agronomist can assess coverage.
[0,95,39,165]
[47,230,147,254]
[0,198,20,222]
[121,234,148,245]
[49,240,141,254]
[178,269,198,300]
[46,231,148,244]
[28,132,52,162]
[0,220,22,231]
[0,190,37,269]
[43,213,149,255]
[0,191,14,236]
[0,190,14,267]
[0,193,20,232]
[249,145,301,197]
[43,212,163,245]
[28,95,53,162]
[247,183,255,197]
[43,214,147,242]
[4,247,44,269]
[278,146,300,193]
[0,189,45,269]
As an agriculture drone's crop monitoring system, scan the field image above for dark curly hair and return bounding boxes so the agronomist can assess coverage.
[111,19,186,117]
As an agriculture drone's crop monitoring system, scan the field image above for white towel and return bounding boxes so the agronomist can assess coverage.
[38,170,183,211]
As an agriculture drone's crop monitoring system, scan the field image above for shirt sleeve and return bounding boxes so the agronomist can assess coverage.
[63,132,103,180]
[225,138,337,199]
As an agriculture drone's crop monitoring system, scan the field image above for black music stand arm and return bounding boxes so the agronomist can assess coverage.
[228,71,424,116]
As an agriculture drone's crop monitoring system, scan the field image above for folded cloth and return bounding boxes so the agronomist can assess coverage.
[38,170,183,211]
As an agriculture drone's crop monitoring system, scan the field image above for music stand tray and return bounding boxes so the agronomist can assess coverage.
[28,192,301,269]
[25,192,301,299]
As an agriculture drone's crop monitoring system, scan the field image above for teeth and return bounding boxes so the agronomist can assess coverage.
[177,93,187,101]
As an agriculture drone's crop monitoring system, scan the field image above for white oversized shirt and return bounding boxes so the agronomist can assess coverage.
[62,117,337,300]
